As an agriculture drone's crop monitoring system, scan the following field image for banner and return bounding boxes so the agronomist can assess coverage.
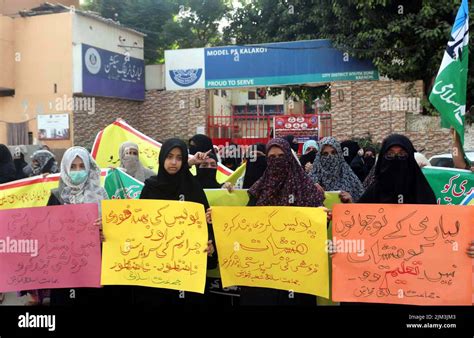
[0,171,107,210]
[332,204,473,305]
[423,166,474,205]
[101,199,209,293]
[0,204,101,292]
[91,119,234,184]
[0,176,60,211]
[212,206,329,297]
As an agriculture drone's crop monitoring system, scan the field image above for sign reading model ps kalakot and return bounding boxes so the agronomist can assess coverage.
[165,40,379,90]
[81,44,145,101]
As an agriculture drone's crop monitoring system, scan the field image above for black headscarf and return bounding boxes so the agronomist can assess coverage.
[221,143,241,171]
[350,146,377,182]
[140,138,209,209]
[283,135,299,153]
[358,134,436,204]
[243,143,267,189]
[0,144,16,184]
[340,140,360,164]
[13,153,28,180]
[300,151,317,168]
[196,153,220,189]
[139,138,216,270]
[188,134,214,156]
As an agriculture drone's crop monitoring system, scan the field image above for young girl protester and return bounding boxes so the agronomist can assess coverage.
[136,138,217,305]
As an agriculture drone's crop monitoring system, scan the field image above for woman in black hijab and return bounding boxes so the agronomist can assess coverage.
[12,146,28,180]
[136,138,217,305]
[350,146,377,182]
[358,134,436,204]
[242,143,267,189]
[196,152,221,189]
[0,144,15,184]
[283,135,299,153]
[340,140,360,165]
[188,134,215,155]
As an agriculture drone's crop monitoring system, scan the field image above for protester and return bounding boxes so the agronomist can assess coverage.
[242,143,267,189]
[47,146,107,305]
[358,134,437,204]
[137,138,216,305]
[300,139,319,173]
[311,137,364,203]
[350,146,377,182]
[118,141,154,182]
[0,144,16,184]
[239,138,324,305]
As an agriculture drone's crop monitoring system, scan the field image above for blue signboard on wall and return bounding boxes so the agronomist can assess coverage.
[82,44,145,101]
[165,39,378,90]
[204,40,378,88]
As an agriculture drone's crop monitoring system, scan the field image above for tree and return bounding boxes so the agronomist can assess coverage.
[82,0,230,63]
[170,0,231,48]
[224,0,474,121]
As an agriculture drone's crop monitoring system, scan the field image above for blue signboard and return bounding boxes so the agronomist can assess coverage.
[204,40,378,88]
[82,44,145,101]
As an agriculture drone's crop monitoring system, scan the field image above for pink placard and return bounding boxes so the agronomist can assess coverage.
[0,204,101,292]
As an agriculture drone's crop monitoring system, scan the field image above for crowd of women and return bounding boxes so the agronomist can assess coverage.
[0,130,473,306]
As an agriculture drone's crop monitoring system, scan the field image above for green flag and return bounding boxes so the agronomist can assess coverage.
[422,166,474,205]
[429,0,469,146]
[104,168,144,199]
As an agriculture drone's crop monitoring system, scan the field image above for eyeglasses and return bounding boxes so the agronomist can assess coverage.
[384,152,408,161]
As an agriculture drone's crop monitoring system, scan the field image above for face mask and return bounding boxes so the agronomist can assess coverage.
[189,145,198,155]
[69,170,88,185]
[364,156,376,168]
[266,156,289,179]
[320,155,340,171]
[197,168,217,180]
[122,155,139,170]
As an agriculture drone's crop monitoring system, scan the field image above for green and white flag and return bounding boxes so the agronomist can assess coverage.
[429,0,469,145]
[422,166,474,205]
[104,168,144,199]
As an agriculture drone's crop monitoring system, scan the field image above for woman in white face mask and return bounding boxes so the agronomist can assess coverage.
[48,146,107,206]
[45,146,108,305]
[118,141,154,183]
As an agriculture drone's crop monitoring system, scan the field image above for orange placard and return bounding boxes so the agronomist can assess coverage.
[332,204,473,306]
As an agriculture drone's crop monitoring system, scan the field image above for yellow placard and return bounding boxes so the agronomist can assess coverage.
[212,206,329,298]
[101,199,208,293]
[204,189,249,207]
